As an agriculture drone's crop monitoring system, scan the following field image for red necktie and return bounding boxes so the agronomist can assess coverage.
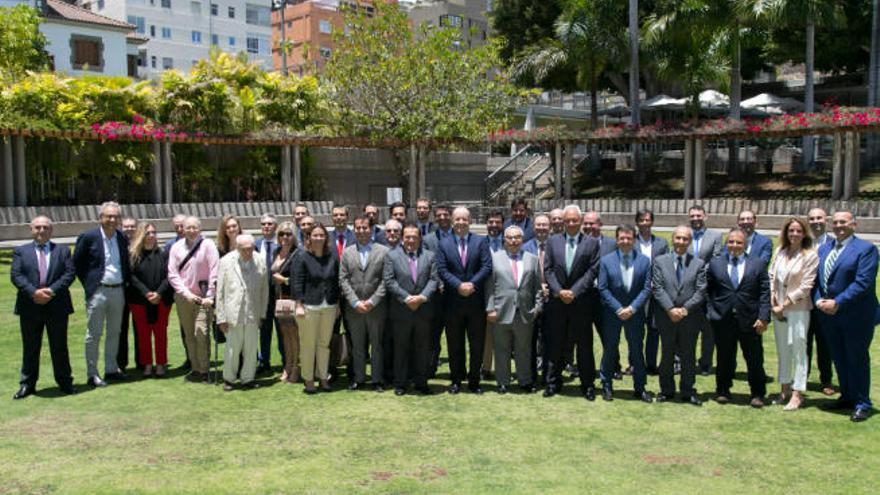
[337,234,344,258]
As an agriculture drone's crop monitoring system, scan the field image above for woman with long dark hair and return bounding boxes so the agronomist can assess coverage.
[128,223,174,377]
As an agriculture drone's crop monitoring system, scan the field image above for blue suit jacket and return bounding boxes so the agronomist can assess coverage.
[813,236,878,320]
[597,250,652,316]
[372,225,387,246]
[73,227,131,302]
[11,241,76,317]
[422,227,452,252]
[723,232,772,266]
[436,232,493,306]
[503,217,535,243]
[706,254,771,325]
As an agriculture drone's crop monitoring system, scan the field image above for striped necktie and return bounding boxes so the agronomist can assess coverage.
[822,242,843,291]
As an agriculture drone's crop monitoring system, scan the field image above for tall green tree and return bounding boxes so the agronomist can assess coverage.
[490,0,565,63]
[0,5,49,83]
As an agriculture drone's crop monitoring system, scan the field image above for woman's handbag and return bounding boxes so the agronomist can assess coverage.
[275,297,297,321]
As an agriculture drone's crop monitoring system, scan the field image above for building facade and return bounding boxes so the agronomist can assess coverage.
[401,0,490,49]
[84,0,273,78]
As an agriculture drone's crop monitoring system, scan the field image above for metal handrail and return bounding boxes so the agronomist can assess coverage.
[483,144,536,184]
[487,154,548,202]
[529,163,555,196]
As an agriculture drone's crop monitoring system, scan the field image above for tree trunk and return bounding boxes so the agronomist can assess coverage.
[867,0,880,166]
[590,61,601,175]
[801,16,816,172]
[728,22,741,179]
[629,0,644,185]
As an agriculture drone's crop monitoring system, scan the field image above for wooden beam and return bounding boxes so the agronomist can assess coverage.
[409,143,417,204]
[418,144,427,198]
[162,141,173,203]
[831,132,843,200]
[563,141,573,200]
[554,141,562,200]
[2,137,13,206]
[293,144,301,202]
[683,139,694,200]
[694,138,706,199]
[14,135,26,206]
[281,144,291,202]
[151,141,162,203]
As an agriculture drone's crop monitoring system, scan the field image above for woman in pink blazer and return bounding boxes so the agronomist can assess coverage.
[769,217,819,411]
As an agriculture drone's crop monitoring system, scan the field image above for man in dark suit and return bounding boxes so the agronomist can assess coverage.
[582,210,617,378]
[364,204,387,245]
[11,215,77,399]
[597,224,654,402]
[503,197,535,242]
[293,203,310,245]
[415,198,436,236]
[732,210,773,267]
[73,201,131,388]
[383,223,440,395]
[635,208,669,375]
[255,213,279,375]
[118,216,139,373]
[543,205,600,399]
[331,206,356,260]
[422,203,452,376]
[436,207,493,394]
[807,207,835,395]
[814,211,878,422]
[706,228,770,407]
[689,204,723,375]
[389,201,408,225]
[329,206,357,381]
[522,214,551,384]
[652,226,706,406]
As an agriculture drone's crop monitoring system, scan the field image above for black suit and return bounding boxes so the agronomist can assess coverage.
[11,241,76,390]
[706,254,771,399]
[544,233,600,391]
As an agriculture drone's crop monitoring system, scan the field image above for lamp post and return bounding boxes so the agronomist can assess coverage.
[272,0,289,75]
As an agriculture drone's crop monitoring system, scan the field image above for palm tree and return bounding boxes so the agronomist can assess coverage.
[629,0,643,184]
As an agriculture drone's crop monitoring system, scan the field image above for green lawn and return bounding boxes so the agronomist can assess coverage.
[0,257,878,494]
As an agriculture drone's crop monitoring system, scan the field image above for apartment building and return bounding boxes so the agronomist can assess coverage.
[84,0,273,78]
[402,0,490,49]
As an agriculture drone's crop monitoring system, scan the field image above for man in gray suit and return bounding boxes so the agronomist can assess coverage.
[340,216,390,392]
[384,224,440,396]
[688,204,722,375]
[653,226,707,406]
[486,226,543,394]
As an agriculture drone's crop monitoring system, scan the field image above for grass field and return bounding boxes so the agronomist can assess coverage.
[1,251,878,494]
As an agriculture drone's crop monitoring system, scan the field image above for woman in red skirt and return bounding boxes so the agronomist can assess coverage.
[128,223,174,377]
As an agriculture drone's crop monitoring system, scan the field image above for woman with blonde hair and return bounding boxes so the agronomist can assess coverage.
[769,217,819,411]
[128,223,174,377]
[216,214,243,257]
[292,223,339,394]
[272,221,301,383]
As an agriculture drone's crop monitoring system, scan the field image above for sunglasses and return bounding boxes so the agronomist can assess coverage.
[277,232,293,237]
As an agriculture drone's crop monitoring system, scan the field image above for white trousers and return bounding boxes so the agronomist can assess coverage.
[223,323,259,384]
[773,310,809,391]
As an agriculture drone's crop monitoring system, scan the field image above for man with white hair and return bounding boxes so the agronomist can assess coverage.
[255,213,279,375]
[167,216,220,384]
[216,234,269,391]
[164,214,187,253]
[73,201,131,388]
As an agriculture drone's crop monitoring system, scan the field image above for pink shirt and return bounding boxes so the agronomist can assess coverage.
[167,236,219,300]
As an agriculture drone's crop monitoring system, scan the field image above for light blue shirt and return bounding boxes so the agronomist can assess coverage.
[619,250,634,291]
[727,255,744,286]
[488,235,503,252]
[356,242,372,270]
[692,228,705,256]
[101,229,123,285]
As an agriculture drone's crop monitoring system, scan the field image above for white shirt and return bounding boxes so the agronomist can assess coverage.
[100,229,123,285]
[619,250,635,291]
[637,234,653,259]
[727,255,745,286]
[33,241,52,272]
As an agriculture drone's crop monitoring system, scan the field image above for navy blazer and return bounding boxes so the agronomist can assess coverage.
[436,232,493,305]
[543,233,600,302]
[503,217,535,242]
[422,227,453,252]
[813,236,878,321]
[11,241,76,317]
[706,254,771,325]
[597,250,652,315]
[723,232,772,267]
[638,234,669,260]
[330,227,356,248]
[73,227,131,302]
[371,225,387,246]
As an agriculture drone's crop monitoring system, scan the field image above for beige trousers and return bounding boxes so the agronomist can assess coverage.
[296,306,336,382]
[174,294,210,374]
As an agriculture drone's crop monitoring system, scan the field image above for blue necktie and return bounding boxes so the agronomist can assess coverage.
[676,256,683,284]
[730,256,739,289]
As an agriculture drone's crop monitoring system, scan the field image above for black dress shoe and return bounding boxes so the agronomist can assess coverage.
[59,385,77,395]
[394,387,406,396]
[416,385,433,395]
[373,383,385,393]
[623,366,634,376]
[851,408,870,422]
[520,384,537,394]
[88,376,107,388]
[448,383,461,395]
[13,385,33,400]
[543,386,557,398]
[243,382,261,390]
[822,398,855,411]
[602,387,614,401]
[636,390,654,403]
[105,372,127,382]
[645,366,659,376]
[612,371,623,381]
[655,393,670,403]
[180,360,192,371]
[497,385,508,395]
[184,372,203,383]
[583,386,596,401]
[683,395,703,406]
[699,366,711,376]
[348,382,364,391]
[469,386,484,395]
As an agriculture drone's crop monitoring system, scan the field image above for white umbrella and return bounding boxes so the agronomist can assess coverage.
[742,93,803,113]
[643,94,685,111]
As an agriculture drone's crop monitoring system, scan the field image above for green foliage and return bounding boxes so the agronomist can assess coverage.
[323,2,526,142]
[0,5,49,83]
[490,0,566,62]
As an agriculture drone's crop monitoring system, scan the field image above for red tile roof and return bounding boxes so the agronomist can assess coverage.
[45,0,136,31]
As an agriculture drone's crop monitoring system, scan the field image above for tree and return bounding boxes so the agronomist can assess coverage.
[0,4,49,83]
[490,0,566,63]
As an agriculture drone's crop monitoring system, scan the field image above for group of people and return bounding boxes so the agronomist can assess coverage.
[10,198,877,422]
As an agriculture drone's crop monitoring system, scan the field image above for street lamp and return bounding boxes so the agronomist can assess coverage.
[271,0,289,75]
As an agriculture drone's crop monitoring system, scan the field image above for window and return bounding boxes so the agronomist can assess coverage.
[161,0,171,8]
[191,1,201,14]
[246,4,271,26]
[246,34,270,55]
[191,30,202,44]
[211,34,219,46]
[150,25,156,37]
[211,3,218,15]
[439,15,463,28]
[127,16,146,34]
[151,55,157,68]
[319,20,331,34]
[228,36,236,47]
[162,27,172,39]
[71,35,103,71]
[162,57,173,69]
[96,0,105,9]
[228,6,235,18]
[319,47,331,59]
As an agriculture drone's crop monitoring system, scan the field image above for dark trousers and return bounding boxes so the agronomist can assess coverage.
[19,313,73,389]
[712,313,766,398]
[600,314,647,392]
[531,311,547,384]
[806,308,834,386]
[644,311,660,371]
[698,312,715,370]
[258,293,284,368]
[545,299,595,390]
[820,313,874,409]
[116,303,134,371]
[429,311,445,374]
[383,317,395,383]
[329,312,354,378]
[658,316,699,397]
[445,300,486,387]
[393,317,431,389]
